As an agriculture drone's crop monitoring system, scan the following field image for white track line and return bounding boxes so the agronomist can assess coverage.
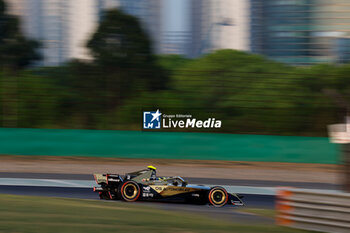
[0,178,94,188]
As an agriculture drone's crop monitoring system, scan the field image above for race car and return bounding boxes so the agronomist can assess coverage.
[93,166,244,207]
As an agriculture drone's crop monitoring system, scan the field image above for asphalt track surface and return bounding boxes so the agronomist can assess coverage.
[0,172,340,189]
[0,172,338,224]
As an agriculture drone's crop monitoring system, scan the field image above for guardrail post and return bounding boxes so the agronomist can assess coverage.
[343,144,350,193]
[276,188,293,226]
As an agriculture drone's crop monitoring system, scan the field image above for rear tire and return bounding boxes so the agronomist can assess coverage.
[119,181,141,202]
[208,186,228,207]
[99,192,110,200]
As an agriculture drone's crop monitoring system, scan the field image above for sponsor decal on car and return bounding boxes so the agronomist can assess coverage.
[143,193,154,198]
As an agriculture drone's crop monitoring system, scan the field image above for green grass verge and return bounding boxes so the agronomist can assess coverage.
[0,194,310,233]
[237,208,276,219]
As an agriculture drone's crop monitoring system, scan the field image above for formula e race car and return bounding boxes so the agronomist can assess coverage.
[93,166,244,207]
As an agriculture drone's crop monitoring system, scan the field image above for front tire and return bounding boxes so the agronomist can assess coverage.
[119,181,141,202]
[208,186,228,207]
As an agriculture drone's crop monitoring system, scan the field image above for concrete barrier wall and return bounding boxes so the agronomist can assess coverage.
[0,128,340,164]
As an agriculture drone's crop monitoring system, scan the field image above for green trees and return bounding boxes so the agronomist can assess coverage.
[45,9,168,129]
[0,0,40,70]
[0,0,43,127]
[171,50,301,134]
[88,9,152,68]
[120,50,350,135]
[87,9,167,93]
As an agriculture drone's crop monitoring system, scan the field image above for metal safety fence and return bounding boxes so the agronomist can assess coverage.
[276,188,350,233]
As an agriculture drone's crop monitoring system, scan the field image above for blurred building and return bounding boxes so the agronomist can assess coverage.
[97,0,120,10]
[189,0,210,58]
[207,0,250,51]
[163,0,250,58]
[161,31,191,56]
[312,0,350,64]
[250,0,350,65]
[336,38,350,64]
[97,0,120,20]
[7,0,252,64]
[189,0,250,58]
[250,0,313,65]
[7,0,100,66]
[6,0,162,66]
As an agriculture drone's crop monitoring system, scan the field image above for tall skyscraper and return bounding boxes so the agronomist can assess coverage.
[250,0,350,65]
[213,0,250,51]
[189,0,250,58]
[311,0,350,64]
[189,0,209,58]
[161,31,192,56]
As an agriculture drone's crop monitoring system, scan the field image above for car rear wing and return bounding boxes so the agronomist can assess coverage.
[93,173,123,185]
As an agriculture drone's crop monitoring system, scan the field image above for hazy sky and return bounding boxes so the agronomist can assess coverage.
[163,0,190,32]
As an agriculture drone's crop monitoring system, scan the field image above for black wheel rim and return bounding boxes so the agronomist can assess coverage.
[213,191,223,203]
[125,186,135,197]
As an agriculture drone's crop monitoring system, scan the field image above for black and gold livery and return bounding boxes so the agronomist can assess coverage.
[93,166,244,207]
